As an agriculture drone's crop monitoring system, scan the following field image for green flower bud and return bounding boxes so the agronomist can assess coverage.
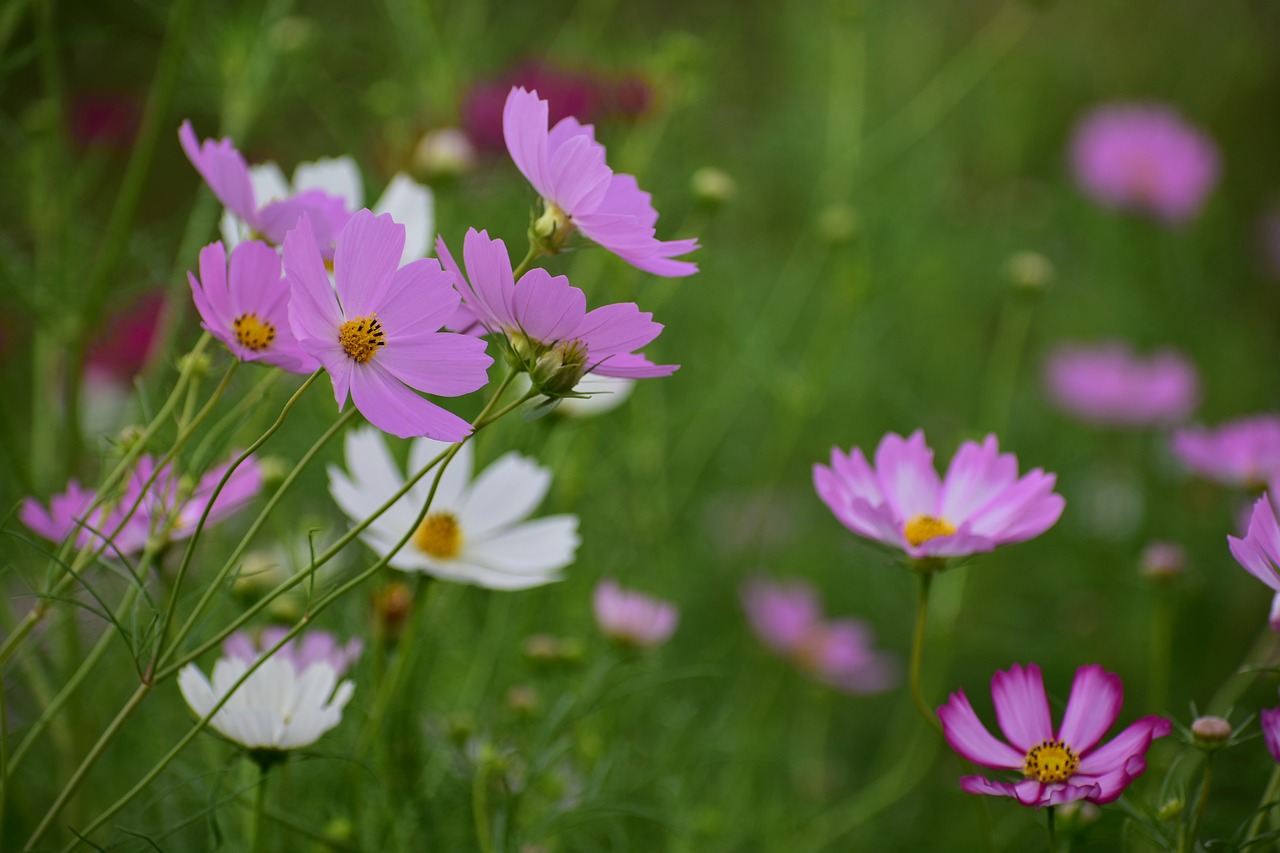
[531,339,589,397]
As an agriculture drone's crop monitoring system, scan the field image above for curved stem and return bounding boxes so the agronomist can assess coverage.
[1244,763,1280,846]
[1184,753,1214,853]
[511,244,541,280]
[908,572,941,733]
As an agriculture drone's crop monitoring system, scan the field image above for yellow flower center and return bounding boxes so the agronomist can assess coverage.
[413,512,462,559]
[233,313,276,351]
[338,314,386,364]
[1022,739,1080,784]
[903,514,956,548]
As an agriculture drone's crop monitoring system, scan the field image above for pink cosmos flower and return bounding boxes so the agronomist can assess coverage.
[69,91,141,150]
[224,627,362,678]
[939,663,1171,807]
[593,579,679,648]
[1263,708,1280,763]
[179,121,352,259]
[19,479,151,556]
[284,210,492,440]
[741,577,896,694]
[436,228,676,392]
[1043,342,1198,427]
[1228,493,1280,593]
[1171,416,1280,487]
[813,431,1065,561]
[503,87,697,277]
[188,240,317,373]
[85,291,166,383]
[1070,103,1219,223]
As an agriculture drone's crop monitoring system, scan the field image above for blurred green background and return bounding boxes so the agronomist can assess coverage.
[5,0,1280,849]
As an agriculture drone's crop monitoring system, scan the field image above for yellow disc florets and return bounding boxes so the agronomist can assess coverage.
[413,512,462,559]
[1022,739,1080,784]
[233,313,276,351]
[338,314,386,364]
[903,514,956,548]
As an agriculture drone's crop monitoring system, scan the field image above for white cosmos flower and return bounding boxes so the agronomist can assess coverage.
[177,629,357,751]
[327,427,580,590]
[220,156,434,265]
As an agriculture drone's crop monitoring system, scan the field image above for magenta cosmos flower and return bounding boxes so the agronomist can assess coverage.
[437,228,675,393]
[1228,493,1280,593]
[593,579,678,648]
[1070,103,1219,223]
[1262,708,1280,763]
[179,121,351,259]
[284,210,492,440]
[188,240,317,373]
[1043,342,1198,427]
[503,87,697,277]
[939,663,1171,807]
[741,577,896,694]
[1171,416,1280,488]
[813,431,1064,561]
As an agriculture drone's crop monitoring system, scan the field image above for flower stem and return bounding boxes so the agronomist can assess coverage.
[1244,763,1280,846]
[249,763,268,853]
[472,755,494,853]
[1046,805,1058,853]
[909,572,942,733]
[512,244,542,280]
[1183,753,1214,853]
[1148,585,1173,712]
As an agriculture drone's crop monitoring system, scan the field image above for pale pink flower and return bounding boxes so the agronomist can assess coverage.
[813,431,1064,561]
[593,580,678,648]
[1171,416,1280,487]
[284,210,492,440]
[223,627,362,678]
[1043,342,1198,427]
[939,663,1170,807]
[503,87,697,277]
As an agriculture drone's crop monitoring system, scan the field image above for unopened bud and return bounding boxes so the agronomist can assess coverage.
[116,424,145,453]
[1005,250,1054,293]
[256,456,289,488]
[265,593,302,623]
[373,581,413,642]
[530,202,572,254]
[1140,541,1186,583]
[445,712,475,745]
[323,816,353,842]
[178,351,211,378]
[522,634,562,662]
[1157,798,1183,821]
[232,551,283,602]
[505,684,540,716]
[816,203,860,245]
[268,15,315,53]
[531,340,589,397]
[691,167,736,207]
[1191,715,1232,747]
[414,128,476,180]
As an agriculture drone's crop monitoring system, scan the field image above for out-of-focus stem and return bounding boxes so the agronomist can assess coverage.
[1244,763,1280,846]
[1148,585,1173,712]
[979,290,1038,434]
[1046,805,1058,852]
[1182,754,1214,853]
[249,765,268,853]
[909,572,941,733]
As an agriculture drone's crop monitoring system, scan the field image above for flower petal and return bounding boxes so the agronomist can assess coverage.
[1057,665,1123,754]
[938,690,1025,769]
[991,663,1055,751]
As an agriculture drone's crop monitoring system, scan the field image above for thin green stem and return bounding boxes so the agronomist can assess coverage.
[359,576,432,757]
[908,572,941,733]
[1046,805,1058,853]
[1244,763,1280,847]
[511,244,542,280]
[1183,753,1214,853]
[472,757,494,853]
[1148,585,1173,713]
[250,763,268,853]
[979,291,1037,433]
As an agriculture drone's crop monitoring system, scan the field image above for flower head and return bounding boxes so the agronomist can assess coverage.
[284,210,492,440]
[593,580,679,648]
[437,228,675,393]
[939,663,1171,807]
[328,427,580,589]
[1171,416,1280,487]
[741,577,896,694]
[813,431,1065,562]
[1070,103,1219,223]
[188,240,317,372]
[1262,708,1280,763]
[19,479,150,556]
[1043,342,1198,427]
[1228,493,1280,595]
[177,628,359,752]
[503,87,697,277]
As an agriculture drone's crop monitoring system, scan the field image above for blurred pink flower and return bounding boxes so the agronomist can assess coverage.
[741,577,896,694]
[1259,214,1280,281]
[1229,493,1280,594]
[18,479,150,556]
[284,210,492,440]
[593,579,678,648]
[1139,540,1185,581]
[939,663,1170,807]
[813,431,1064,562]
[1043,342,1198,427]
[224,627,362,678]
[503,87,698,277]
[1170,415,1280,487]
[463,61,651,153]
[1070,103,1219,223]
[69,91,140,150]
[1263,708,1280,762]
[85,291,166,383]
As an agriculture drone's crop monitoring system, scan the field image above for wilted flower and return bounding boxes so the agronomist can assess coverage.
[284,210,492,440]
[593,579,679,647]
[812,431,1064,563]
[188,240,317,373]
[177,628,359,752]
[328,427,579,590]
[1170,416,1280,487]
[504,87,698,277]
[1070,103,1219,223]
[1043,342,1198,427]
[938,663,1171,807]
[741,577,896,694]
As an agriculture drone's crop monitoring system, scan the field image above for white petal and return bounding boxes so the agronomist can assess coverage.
[373,173,434,264]
[177,665,216,719]
[411,438,472,512]
[292,156,364,209]
[456,453,551,536]
[465,515,580,574]
[342,427,407,503]
[559,375,634,417]
[249,162,290,206]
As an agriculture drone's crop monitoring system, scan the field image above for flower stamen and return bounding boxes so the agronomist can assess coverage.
[1022,739,1080,784]
[233,313,276,351]
[338,314,386,364]
[413,512,462,559]
[904,514,956,548]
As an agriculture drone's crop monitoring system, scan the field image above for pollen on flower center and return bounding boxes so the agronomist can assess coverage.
[903,514,956,548]
[338,314,386,364]
[233,313,276,351]
[414,512,462,559]
[1022,739,1080,783]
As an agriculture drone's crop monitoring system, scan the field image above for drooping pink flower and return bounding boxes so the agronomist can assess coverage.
[156,455,265,541]
[1171,416,1280,487]
[593,579,678,648]
[19,479,150,556]
[1070,103,1219,223]
[223,627,362,678]
[1263,708,1280,762]
[813,431,1065,562]
[939,663,1171,807]
[284,210,492,440]
[741,577,896,694]
[436,228,676,392]
[188,240,318,373]
[503,87,697,277]
[1043,342,1198,427]
[179,121,353,259]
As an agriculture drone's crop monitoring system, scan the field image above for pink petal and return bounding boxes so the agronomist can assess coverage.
[376,333,493,397]
[228,240,286,317]
[991,663,1055,751]
[379,259,462,339]
[1077,715,1171,775]
[510,269,586,343]
[333,209,404,318]
[543,133,612,215]
[284,213,343,346]
[460,228,518,330]
[178,121,257,225]
[1057,665,1123,753]
[502,87,551,198]
[937,690,1025,769]
[349,362,473,441]
[1262,708,1280,763]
